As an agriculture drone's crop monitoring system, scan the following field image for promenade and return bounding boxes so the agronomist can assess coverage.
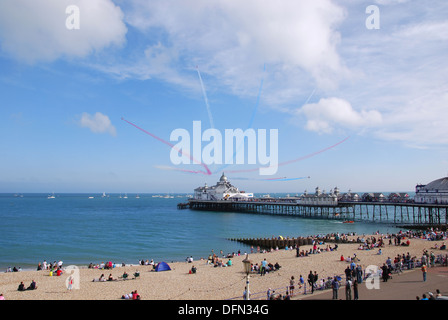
[299,265,448,300]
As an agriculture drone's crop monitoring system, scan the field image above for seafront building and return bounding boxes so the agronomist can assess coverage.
[415,176,448,204]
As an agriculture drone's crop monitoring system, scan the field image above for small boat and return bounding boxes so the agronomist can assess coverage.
[48,193,55,199]
[343,220,354,224]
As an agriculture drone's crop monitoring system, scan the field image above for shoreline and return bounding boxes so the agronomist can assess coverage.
[3,228,444,273]
[1,229,401,272]
[1,230,447,300]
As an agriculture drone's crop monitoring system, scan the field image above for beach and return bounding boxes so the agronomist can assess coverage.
[1,233,447,300]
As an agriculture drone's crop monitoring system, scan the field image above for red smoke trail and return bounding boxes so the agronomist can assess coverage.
[226,136,349,174]
[121,118,212,175]
[122,117,348,178]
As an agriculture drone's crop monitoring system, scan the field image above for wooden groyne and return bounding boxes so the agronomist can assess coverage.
[184,199,448,227]
[228,235,350,250]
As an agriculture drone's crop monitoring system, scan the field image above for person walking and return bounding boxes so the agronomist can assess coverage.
[308,271,315,294]
[421,264,427,282]
[356,265,363,284]
[345,278,352,300]
[261,259,267,276]
[353,279,359,300]
[289,276,295,296]
[331,276,339,300]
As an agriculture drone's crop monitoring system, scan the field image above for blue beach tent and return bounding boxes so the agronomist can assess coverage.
[155,261,171,272]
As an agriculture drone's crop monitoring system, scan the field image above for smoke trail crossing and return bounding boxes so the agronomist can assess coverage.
[214,64,266,173]
[121,117,212,175]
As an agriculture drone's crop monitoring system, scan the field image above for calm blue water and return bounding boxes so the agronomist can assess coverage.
[0,193,402,270]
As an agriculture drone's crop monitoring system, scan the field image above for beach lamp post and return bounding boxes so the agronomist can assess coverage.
[242,254,251,300]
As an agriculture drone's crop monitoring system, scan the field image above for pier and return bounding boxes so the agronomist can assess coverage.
[185,199,448,228]
[180,174,448,230]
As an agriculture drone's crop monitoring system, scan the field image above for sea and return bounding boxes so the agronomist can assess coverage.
[0,193,404,271]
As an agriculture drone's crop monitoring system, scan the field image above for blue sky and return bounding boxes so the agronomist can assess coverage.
[1,0,448,194]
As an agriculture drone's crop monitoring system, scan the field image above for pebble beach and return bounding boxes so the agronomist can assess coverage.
[1,233,447,300]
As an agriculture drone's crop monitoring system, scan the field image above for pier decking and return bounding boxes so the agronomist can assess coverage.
[185,199,448,228]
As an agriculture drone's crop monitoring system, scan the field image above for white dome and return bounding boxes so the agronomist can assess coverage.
[219,173,228,182]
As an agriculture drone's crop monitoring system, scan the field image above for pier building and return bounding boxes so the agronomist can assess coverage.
[182,175,448,228]
[297,187,338,206]
[193,173,254,201]
[415,177,448,204]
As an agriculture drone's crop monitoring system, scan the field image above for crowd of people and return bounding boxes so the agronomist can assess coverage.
[250,258,281,275]
[245,229,448,301]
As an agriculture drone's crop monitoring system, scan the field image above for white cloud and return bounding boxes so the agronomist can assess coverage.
[374,0,410,5]
[121,0,349,95]
[394,21,448,41]
[0,0,127,63]
[321,1,448,146]
[374,87,448,147]
[79,112,117,137]
[296,97,382,134]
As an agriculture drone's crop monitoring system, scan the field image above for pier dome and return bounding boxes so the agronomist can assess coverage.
[219,172,228,182]
[415,176,448,204]
[423,177,448,191]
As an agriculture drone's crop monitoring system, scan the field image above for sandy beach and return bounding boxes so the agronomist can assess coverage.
[1,233,447,300]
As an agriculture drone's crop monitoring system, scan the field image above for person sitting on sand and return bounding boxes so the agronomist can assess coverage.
[132,290,140,300]
[190,265,197,274]
[107,274,116,281]
[17,282,26,291]
[27,280,37,290]
[121,291,136,299]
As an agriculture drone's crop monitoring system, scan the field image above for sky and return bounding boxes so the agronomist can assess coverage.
[0,0,448,194]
